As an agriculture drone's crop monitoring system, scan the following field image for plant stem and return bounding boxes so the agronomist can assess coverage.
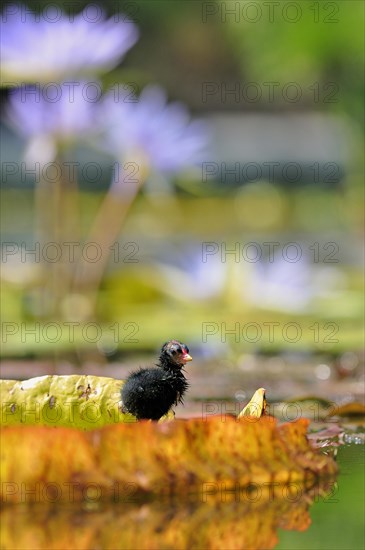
[72,162,145,314]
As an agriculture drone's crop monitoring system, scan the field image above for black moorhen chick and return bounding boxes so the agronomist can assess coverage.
[121,340,192,420]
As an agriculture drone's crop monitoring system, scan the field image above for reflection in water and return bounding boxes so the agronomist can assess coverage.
[1,479,336,550]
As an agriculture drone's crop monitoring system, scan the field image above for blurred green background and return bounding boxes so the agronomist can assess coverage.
[0,1,364,390]
[1,6,364,550]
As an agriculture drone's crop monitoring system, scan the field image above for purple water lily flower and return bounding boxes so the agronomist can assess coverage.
[7,81,100,137]
[156,244,226,301]
[102,85,208,174]
[1,4,138,82]
[244,252,314,312]
[7,81,100,162]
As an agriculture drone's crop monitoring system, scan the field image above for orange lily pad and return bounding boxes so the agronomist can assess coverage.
[1,416,337,503]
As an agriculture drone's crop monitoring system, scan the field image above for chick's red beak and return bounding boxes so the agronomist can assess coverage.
[182,351,192,363]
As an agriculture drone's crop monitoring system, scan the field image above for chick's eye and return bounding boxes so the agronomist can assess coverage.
[177,347,182,353]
